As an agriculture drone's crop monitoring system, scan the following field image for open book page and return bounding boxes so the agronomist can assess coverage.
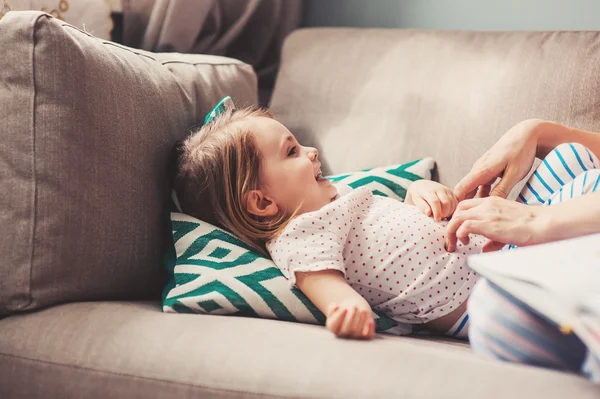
[467,233,600,351]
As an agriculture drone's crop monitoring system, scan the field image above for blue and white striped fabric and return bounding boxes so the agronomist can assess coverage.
[468,143,600,382]
[504,143,600,250]
[517,142,600,205]
[445,312,470,339]
[469,280,589,372]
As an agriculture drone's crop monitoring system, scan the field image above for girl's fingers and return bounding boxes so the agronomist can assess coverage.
[326,303,339,317]
[362,317,370,337]
[423,193,442,221]
[338,307,358,338]
[436,190,456,218]
[326,308,346,335]
[412,194,432,216]
[366,319,375,338]
[450,194,459,216]
[353,310,367,338]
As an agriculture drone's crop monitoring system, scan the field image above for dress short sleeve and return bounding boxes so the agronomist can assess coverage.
[267,226,345,286]
[266,193,356,287]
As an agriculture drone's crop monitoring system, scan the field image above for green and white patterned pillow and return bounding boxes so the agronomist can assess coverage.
[327,158,435,200]
[162,158,435,335]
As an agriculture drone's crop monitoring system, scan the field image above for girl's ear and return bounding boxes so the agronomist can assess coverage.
[246,190,279,218]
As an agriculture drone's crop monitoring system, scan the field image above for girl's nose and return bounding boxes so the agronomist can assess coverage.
[307,147,319,161]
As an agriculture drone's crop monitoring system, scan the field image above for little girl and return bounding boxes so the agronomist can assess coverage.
[174,98,598,342]
[175,99,484,340]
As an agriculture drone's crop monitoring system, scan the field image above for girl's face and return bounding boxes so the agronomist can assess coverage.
[248,116,338,215]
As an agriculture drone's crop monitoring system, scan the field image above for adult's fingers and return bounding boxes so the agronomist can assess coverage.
[454,197,487,212]
[445,201,486,251]
[477,184,492,198]
[454,165,500,201]
[463,189,477,200]
[455,220,485,243]
[489,167,520,198]
[482,240,507,252]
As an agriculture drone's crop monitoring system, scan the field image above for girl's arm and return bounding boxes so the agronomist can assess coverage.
[405,180,458,221]
[295,269,375,339]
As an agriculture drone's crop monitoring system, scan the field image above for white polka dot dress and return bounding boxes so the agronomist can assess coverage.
[266,184,486,330]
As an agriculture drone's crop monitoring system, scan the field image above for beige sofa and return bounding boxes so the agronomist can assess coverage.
[1,11,599,399]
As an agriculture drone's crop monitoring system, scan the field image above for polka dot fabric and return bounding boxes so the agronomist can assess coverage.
[267,184,486,327]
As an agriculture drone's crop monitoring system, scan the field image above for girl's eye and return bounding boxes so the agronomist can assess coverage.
[288,146,297,156]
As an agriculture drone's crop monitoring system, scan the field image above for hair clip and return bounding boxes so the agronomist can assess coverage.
[203,96,236,125]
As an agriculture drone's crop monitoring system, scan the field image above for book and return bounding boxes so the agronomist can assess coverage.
[467,233,600,354]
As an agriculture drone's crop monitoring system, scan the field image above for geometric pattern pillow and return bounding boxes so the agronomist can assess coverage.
[163,158,436,335]
[326,157,435,200]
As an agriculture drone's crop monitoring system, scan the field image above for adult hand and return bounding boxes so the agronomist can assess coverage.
[445,196,548,252]
[453,119,542,201]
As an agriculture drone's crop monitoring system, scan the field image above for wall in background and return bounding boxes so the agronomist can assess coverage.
[303,0,600,30]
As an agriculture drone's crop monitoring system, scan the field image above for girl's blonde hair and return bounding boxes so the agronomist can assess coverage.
[174,107,290,256]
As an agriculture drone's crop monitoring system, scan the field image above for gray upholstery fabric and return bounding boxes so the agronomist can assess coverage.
[0,301,598,399]
[0,11,257,317]
[2,20,600,399]
[270,28,600,187]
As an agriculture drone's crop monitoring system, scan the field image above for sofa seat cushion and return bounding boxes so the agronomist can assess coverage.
[0,302,597,399]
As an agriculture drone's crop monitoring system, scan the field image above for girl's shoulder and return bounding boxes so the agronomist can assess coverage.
[334,183,354,197]
[268,184,369,244]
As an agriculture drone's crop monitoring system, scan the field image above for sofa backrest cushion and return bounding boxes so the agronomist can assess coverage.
[0,11,257,316]
[270,28,600,187]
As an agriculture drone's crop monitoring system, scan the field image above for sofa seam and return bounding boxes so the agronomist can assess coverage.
[19,12,47,313]
[56,21,249,68]
[0,352,308,399]
[160,60,247,67]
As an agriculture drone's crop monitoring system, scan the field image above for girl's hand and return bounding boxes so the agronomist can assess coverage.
[405,180,458,221]
[325,298,375,340]
[453,119,542,201]
[445,196,548,252]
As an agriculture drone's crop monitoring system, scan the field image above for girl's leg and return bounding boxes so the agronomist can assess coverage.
[468,279,587,373]
[518,143,600,205]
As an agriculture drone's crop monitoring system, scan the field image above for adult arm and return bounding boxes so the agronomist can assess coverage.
[453,119,600,201]
[445,192,600,252]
